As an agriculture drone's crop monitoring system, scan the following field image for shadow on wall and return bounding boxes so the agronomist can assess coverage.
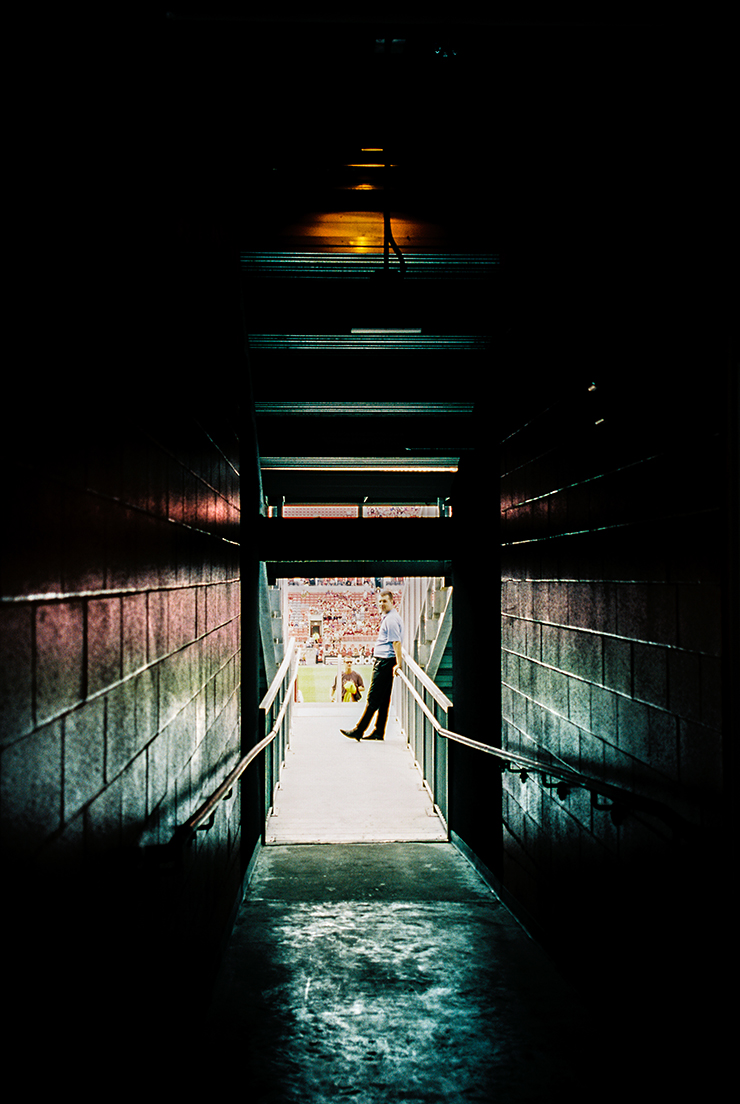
[0,408,242,1044]
[498,366,732,1090]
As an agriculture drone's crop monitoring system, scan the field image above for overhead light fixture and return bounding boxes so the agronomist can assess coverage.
[249,335,488,351]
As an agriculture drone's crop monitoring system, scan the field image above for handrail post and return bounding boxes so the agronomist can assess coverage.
[258,703,269,844]
[399,649,452,834]
[445,703,454,834]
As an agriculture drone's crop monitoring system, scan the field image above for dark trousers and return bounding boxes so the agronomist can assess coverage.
[353,656,396,737]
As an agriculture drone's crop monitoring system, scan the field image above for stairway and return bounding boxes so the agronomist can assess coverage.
[414,578,452,692]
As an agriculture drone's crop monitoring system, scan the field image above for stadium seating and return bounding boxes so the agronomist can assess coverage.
[288,586,403,656]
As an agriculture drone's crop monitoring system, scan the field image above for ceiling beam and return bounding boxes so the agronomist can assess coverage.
[256,517,457,562]
[265,562,452,584]
[254,402,474,417]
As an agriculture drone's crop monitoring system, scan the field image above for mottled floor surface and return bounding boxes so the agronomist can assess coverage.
[202,842,615,1104]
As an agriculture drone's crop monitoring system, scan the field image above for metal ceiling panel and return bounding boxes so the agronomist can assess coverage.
[260,457,459,469]
[254,403,474,418]
[240,252,499,279]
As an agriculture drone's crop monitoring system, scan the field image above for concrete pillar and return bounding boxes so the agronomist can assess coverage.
[449,423,502,879]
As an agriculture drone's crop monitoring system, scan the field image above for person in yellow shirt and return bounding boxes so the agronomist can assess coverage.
[331,657,365,703]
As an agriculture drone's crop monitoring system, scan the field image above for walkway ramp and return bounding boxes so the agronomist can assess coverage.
[204,842,606,1104]
[266,703,447,844]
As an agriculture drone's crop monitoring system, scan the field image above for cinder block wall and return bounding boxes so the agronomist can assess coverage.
[0,409,240,1025]
[500,369,728,1016]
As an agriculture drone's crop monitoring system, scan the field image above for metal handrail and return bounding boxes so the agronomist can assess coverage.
[398,662,696,843]
[401,649,453,712]
[260,636,297,713]
[174,640,697,850]
[174,640,299,847]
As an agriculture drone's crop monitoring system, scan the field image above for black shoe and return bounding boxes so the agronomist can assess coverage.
[363,732,384,740]
[341,728,362,741]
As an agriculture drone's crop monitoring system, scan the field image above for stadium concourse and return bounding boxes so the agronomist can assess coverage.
[287,579,405,661]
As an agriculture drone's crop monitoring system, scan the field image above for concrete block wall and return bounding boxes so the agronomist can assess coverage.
[0,410,240,1021]
[500,370,728,1000]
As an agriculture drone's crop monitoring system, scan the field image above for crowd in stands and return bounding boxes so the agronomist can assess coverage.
[288,586,403,661]
[287,578,378,588]
[281,506,437,519]
[364,506,434,518]
[287,578,404,587]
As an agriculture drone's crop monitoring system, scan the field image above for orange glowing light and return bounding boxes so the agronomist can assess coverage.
[275,211,445,250]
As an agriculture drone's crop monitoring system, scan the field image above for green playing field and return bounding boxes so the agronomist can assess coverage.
[296,663,373,704]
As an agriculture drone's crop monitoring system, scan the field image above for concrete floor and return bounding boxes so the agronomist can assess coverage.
[204,842,609,1104]
[201,711,614,1102]
[266,704,448,844]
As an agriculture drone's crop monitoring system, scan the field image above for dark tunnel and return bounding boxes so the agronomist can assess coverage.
[0,9,734,1097]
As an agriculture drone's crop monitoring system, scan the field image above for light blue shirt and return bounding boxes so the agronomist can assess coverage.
[374,609,403,658]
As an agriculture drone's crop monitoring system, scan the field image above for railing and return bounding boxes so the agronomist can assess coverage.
[258,637,300,833]
[398,650,696,844]
[174,638,696,853]
[398,649,452,824]
[173,638,299,849]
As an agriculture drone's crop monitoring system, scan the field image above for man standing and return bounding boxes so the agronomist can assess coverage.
[341,590,403,741]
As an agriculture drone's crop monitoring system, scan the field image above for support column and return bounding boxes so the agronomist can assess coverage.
[449,422,502,878]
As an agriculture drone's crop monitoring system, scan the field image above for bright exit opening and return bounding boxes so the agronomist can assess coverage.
[288,574,404,702]
[265,574,450,844]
